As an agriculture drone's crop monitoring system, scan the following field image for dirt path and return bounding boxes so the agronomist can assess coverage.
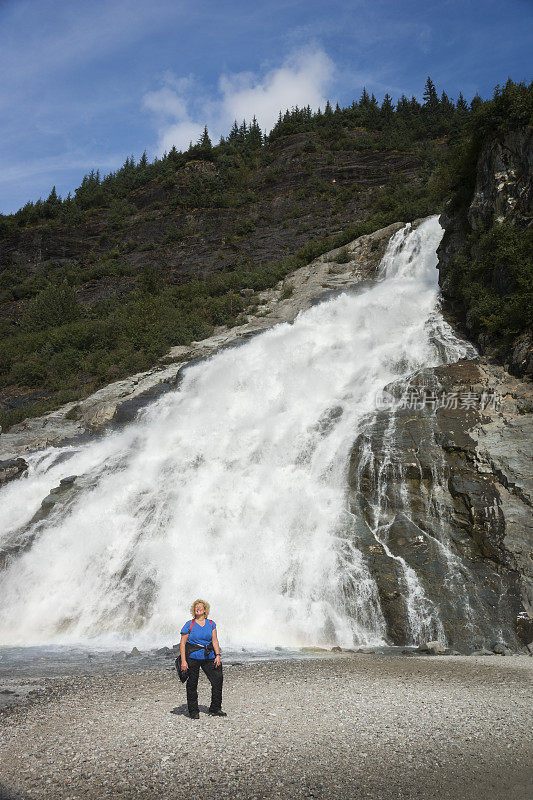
[1,655,532,800]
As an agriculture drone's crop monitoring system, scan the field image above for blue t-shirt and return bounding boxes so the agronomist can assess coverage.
[181,619,216,660]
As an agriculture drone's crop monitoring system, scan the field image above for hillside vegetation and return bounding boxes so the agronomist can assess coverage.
[438,80,533,362]
[0,78,527,429]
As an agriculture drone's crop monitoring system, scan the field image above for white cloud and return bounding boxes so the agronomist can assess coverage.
[159,121,206,154]
[143,46,336,155]
[143,87,190,123]
[220,47,335,132]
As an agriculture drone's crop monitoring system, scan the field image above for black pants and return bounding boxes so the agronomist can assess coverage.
[186,658,223,713]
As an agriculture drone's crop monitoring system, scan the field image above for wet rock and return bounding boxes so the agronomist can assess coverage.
[331,646,342,652]
[41,494,57,510]
[125,647,142,658]
[492,642,513,656]
[348,358,528,653]
[471,649,494,656]
[0,457,28,487]
[32,476,81,522]
[516,612,533,645]
[418,641,446,655]
[154,647,171,656]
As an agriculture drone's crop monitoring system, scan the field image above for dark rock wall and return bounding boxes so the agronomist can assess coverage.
[437,126,533,378]
[346,357,532,651]
[468,127,533,231]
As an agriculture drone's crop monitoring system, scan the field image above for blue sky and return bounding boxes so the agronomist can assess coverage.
[1,0,531,214]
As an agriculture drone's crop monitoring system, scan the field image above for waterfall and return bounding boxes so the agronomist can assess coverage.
[0,217,477,649]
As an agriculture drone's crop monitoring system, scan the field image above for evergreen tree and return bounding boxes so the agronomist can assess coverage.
[198,125,212,150]
[470,93,483,112]
[396,94,410,118]
[381,93,394,121]
[228,121,240,144]
[440,91,455,115]
[456,92,469,112]
[247,116,263,148]
[423,76,439,109]
[238,120,248,141]
[44,185,61,215]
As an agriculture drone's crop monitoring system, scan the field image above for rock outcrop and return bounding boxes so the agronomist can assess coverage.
[348,352,532,652]
[0,457,28,487]
[467,128,533,230]
[437,126,533,377]
[428,123,533,648]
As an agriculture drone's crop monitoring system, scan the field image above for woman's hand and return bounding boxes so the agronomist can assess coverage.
[181,660,188,672]
[214,655,221,667]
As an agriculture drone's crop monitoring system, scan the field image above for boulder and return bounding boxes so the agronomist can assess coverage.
[0,458,28,487]
[492,642,513,656]
[41,494,57,510]
[418,641,446,655]
[492,641,507,654]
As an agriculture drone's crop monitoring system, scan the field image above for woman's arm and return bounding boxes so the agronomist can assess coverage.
[212,628,221,666]
[180,632,189,671]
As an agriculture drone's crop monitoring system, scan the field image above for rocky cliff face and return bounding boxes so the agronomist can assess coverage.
[348,357,532,652]
[467,127,533,230]
[437,126,533,377]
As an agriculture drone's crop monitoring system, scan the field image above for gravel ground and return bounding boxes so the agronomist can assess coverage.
[1,654,532,800]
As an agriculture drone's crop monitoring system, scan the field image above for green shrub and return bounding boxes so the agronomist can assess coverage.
[23,281,82,331]
[280,282,294,299]
[332,247,351,264]
[448,224,533,338]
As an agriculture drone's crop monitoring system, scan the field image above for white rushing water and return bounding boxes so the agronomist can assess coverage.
[0,217,477,648]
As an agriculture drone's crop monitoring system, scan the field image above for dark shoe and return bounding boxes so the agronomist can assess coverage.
[208,709,227,717]
[189,711,200,719]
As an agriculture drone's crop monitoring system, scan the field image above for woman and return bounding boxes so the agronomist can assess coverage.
[180,599,225,719]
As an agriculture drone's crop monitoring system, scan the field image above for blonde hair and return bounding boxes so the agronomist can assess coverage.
[190,598,210,618]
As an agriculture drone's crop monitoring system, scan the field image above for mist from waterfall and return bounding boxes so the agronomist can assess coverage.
[0,217,477,649]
